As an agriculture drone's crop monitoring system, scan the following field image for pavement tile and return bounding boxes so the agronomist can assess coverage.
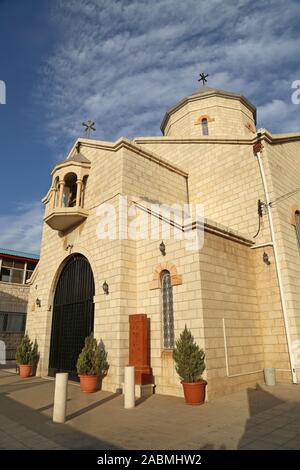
[1,370,300,450]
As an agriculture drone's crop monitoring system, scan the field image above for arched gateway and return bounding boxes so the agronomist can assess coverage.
[48,254,95,379]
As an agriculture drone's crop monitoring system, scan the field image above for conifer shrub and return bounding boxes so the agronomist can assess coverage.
[16,333,34,365]
[173,325,206,382]
[76,333,109,376]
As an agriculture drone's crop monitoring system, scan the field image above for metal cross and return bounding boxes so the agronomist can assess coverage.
[198,72,209,86]
[82,120,96,138]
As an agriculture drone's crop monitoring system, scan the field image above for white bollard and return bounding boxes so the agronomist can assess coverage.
[124,365,135,409]
[53,372,68,423]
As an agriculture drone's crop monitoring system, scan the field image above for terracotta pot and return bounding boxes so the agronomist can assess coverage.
[79,375,98,393]
[181,380,207,405]
[19,364,32,379]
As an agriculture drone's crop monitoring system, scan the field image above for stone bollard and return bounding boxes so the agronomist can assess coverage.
[124,366,135,409]
[53,372,68,423]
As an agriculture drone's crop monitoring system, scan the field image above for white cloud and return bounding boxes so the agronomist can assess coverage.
[259,99,300,133]
[38,0,300,153]
[0,202,43,254]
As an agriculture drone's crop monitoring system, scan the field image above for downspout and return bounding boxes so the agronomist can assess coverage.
[253,136,298,384]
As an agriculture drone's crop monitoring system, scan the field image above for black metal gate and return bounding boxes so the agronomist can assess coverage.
[48,254,95,380]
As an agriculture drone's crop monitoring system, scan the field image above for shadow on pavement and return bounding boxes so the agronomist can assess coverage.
[0,375,123,449]
[66,392,121,421]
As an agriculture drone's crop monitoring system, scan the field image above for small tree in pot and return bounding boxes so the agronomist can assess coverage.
[31,339,40,376]
[16,333,36,378]
[76,334,109,393]
[173,325,206,405]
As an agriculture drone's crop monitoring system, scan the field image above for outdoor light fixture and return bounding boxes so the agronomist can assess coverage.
[102,281,109,295]
[159,241,166,256]
[263,252,271,265]
[35,298,41,308]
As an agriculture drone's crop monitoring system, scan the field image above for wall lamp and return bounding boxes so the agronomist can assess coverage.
[263,252,271,265]
[102,281,109,295]
[159,240,166,256]
[35,298,41,308]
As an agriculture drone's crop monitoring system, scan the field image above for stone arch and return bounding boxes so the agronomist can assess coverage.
[150,262,182,290]
[194,114,215,125]
[43,246,99,368]
[47,245,100,309]
[290,204,300,226]
[48,253,95,378]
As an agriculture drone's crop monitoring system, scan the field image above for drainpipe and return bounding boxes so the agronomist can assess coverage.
[254,137,298,384]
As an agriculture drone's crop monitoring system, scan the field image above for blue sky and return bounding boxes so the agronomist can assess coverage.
[0,0,300,253]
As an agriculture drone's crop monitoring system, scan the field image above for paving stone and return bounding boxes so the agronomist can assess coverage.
[1,371,300,450]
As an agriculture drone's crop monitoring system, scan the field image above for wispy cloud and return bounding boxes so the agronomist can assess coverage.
[0,202,43,253]
[39,0,300,151]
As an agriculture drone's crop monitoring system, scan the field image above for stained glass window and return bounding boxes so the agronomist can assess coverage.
[161,270,174,349]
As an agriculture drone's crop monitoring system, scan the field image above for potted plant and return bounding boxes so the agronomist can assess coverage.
[76,334,109,393]
[15,333,35,378]
[31,339,40,376]
[173,325,206,405]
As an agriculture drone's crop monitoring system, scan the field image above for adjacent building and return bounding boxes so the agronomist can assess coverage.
[0,248,39,359]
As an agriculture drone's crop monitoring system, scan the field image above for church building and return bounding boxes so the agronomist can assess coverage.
[26,85,300,399]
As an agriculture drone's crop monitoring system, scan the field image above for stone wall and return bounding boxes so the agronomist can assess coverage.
[0,281,29,359]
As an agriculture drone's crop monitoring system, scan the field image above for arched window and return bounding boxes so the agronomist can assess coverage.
[295,212,300,250]
[161,270,174,349]
[201,118,209,136]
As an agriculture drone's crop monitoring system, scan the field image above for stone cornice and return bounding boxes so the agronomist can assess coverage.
[134,201,254,247]
[257,128,300,145]
[66,137,188,178]
[202,218,254,246]
[51,159,91,176]
[134,136,256,145]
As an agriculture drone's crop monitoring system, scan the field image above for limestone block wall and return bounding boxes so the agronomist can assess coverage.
[122,147,188,205]
[135,138,270,244]
[199,233,265,399]
[263,139,300,381]
[0,282,28,313]
[135,221,271,399]
[252,245,290,383]
[136,235,205,397]
[26,139,189,393]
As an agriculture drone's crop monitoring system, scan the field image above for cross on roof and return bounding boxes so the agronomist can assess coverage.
[198,72,209,86]
[82,120,96,138]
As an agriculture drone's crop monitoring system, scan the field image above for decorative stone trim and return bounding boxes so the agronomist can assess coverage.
[150,262,182,290]
[245,122,256,134]
[290,204,300,226]
[194,114,215,125]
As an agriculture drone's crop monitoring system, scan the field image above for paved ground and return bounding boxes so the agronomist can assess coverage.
[0,368,300,450]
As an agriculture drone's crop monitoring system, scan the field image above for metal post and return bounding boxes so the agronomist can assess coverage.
[53,372,68,423]
[124,366,135,409]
